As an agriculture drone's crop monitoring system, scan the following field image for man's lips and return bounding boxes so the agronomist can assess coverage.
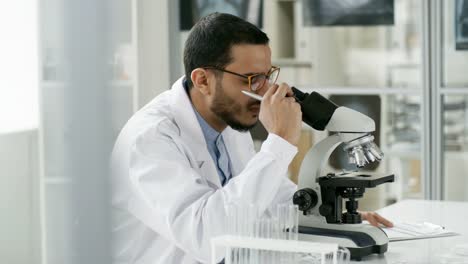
[248,103,261,111]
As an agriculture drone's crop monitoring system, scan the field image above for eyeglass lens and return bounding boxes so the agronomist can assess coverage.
[250,68,279,91]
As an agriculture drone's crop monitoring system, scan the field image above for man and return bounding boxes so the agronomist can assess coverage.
[110,12,392,264]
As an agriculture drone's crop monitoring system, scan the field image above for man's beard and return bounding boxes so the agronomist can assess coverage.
[210,81,259,132]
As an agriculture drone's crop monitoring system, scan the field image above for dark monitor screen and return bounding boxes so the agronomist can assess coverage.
[180,0,263,30]
[456,0,468,50]
[303,0,394,27]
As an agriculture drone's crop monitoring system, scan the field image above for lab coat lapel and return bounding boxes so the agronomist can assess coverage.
[169,77,222,188]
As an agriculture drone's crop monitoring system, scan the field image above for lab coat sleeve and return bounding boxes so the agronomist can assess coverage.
[244,134,298,213]
[245,134,298,206]
[223,133,298,209]
[127,122,297,263]
[271,175,297,205]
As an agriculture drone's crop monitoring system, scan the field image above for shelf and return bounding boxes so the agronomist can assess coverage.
[41,81,134,88]
[385,150,421,159]
[44,177,72,185]
[299,87,423,95]
[108,80,134,87]
[272,58,312,68]
[41,81,65,88]
[403,192,424,200]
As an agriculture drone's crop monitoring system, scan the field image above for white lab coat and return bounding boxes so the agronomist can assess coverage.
[110,77,298,264]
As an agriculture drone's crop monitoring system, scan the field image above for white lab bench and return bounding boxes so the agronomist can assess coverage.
[356,199,468,263]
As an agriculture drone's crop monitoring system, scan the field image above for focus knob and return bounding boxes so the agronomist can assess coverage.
[319,204,333,217]
[293,188,318,212]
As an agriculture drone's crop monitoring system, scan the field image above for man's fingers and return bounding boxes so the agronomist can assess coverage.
[273,85,288,98]
[263,84,279,100]
[362,211,394,227]
[366,213,378,227]
[285,86,294,97]
[282,83,296,99]
[375,213,394,228]
[272,84,294,102]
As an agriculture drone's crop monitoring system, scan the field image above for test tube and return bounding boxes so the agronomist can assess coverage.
[224,202,306,264]
[289,204,299,241]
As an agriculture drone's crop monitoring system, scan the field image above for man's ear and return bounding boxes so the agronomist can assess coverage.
[191,68,212,95]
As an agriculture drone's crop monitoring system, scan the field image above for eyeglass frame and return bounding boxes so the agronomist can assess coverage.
[201,65,280,92]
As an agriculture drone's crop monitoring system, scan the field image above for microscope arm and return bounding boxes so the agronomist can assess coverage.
[297,134,341,189]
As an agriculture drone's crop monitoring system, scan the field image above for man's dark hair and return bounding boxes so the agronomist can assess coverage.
[183,12,269,88]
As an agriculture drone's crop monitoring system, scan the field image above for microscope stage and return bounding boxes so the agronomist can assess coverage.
[318,172,395,188]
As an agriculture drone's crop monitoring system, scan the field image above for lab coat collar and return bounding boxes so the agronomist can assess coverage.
[169,77,223,188]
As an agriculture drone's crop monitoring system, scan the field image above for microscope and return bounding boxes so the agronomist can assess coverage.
[291,87,395,261]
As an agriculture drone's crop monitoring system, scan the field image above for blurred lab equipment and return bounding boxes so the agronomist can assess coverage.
[210,202,350,264]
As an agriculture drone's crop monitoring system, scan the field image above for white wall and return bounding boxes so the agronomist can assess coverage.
[136,0,179,107]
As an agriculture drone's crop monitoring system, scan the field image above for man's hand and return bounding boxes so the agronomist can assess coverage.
[360,211,393,228]
[259,83,302,146]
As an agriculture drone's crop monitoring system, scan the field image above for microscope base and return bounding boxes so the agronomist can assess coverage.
[298,224,388,261]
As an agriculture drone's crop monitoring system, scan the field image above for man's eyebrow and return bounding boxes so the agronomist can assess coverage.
[242,69,271,76]
[241,71,263,76]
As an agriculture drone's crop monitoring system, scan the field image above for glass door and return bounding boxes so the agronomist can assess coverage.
[441,0,468,201]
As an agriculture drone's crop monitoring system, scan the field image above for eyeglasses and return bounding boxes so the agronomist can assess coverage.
[203,66,280,92]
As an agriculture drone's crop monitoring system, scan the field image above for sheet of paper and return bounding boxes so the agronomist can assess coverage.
[382,222,459,242]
